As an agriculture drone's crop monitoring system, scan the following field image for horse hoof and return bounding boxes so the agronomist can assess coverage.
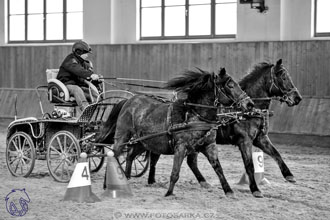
[225,191,235,198]
[286,176,296,183]
[164,192,173,197]
[200,181,212,189]
[252,191,263,198]
[148,180,156,185]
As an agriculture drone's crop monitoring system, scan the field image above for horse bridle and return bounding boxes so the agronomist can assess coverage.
[269,65,299,103]
[182,75,250,123]
[214,76,250,108]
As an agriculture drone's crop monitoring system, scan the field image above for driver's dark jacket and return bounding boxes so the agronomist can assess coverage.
[57,53,93,86]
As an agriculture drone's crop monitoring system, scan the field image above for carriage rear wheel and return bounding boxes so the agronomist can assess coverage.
[6,132,36,177]
[88,146,105,173]
[118,150,150,178]
[46,131,80,183]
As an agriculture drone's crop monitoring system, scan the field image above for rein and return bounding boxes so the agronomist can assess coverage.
[183,102,217,109]
[103,76,249,111]
[102,80,165,90]
[101,77,165,84]
[251,96,283,102]
[102,80,171,101]
[104,78,239,123]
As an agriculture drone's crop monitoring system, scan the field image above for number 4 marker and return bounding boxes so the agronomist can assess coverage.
[82,166,89,180]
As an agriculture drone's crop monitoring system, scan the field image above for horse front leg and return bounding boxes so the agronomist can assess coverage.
[187,152,211,188]
[201,143,234,197]
[103,166,107,189]
[254,134,295,183]
[165,145,186,197]
[148,152,161,185]
[237,138,262,198]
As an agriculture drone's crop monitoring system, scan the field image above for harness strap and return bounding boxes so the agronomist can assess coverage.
[184,102,218,109]
[185,125,219,155]
[115,121,218,148]
[269,66,281,95]
[261,110,270,135]
[166,103,174,150]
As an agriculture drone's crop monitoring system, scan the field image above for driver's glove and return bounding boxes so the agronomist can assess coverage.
[90,73,99,81]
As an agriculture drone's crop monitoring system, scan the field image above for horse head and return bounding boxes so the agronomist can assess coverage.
[270,59,302,106]
[215,68,254,111]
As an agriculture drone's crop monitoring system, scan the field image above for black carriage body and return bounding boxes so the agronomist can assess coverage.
[7,119,82,151]
[6,98,125,150]
[5,89,138,182]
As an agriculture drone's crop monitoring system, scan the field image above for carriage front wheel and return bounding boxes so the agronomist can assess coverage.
[6,132,36,177]
[46,131,81,183]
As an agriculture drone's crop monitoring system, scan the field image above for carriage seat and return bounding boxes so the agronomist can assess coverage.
[46,69,77,105]
[46,69,99,106]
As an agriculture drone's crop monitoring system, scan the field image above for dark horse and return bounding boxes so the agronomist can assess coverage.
[144,59,302,198]
[97,68,254,197]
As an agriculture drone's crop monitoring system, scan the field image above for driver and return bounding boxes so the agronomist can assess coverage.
[57,40,100,111]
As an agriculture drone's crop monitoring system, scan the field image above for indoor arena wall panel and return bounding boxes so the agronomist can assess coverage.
[0,41,329,137]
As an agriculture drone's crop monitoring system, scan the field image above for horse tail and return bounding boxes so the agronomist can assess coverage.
[95,99,127,143]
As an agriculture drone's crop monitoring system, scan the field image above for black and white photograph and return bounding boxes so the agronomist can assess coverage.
[0,0,329,219]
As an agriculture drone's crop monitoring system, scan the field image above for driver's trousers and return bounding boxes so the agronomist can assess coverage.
[66,84,98,111]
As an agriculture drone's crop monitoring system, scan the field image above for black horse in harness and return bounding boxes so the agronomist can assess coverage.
[96,67,254,197]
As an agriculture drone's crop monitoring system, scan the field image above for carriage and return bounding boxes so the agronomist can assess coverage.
[5,69,150,183]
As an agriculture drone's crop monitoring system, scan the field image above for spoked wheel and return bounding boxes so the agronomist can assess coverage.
[88,146,105,173]
[47,131,80,183]
[118,150,150,178]
[6,132,36,177]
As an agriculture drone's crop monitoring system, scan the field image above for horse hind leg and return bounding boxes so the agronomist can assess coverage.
[201,143,234,197]
[254,135,295,183]
[186,152,211,188]
[237,139,263,198]
[165,144,186,197]
[112,130,132,157]
[103,166,107,189]
[148,152,161,185]
[125,144,145,179]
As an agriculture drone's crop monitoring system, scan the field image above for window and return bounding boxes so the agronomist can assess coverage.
[140,0,237,40]
[315,0,330,36]
[8,0,83,43]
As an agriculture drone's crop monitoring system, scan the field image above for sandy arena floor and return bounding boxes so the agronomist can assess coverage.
[0,125,330,220]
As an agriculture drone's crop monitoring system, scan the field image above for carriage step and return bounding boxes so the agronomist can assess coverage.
[87,153,108,158]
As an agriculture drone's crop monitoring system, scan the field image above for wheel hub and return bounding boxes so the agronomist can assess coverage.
[61,153,67,160]
[17,151,23,159]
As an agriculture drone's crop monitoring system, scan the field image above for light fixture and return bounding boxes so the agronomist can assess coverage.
[240,0,268,13]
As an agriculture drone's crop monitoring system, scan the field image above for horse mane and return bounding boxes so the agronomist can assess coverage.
[239,62,273,90]
[164,68,214,94]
